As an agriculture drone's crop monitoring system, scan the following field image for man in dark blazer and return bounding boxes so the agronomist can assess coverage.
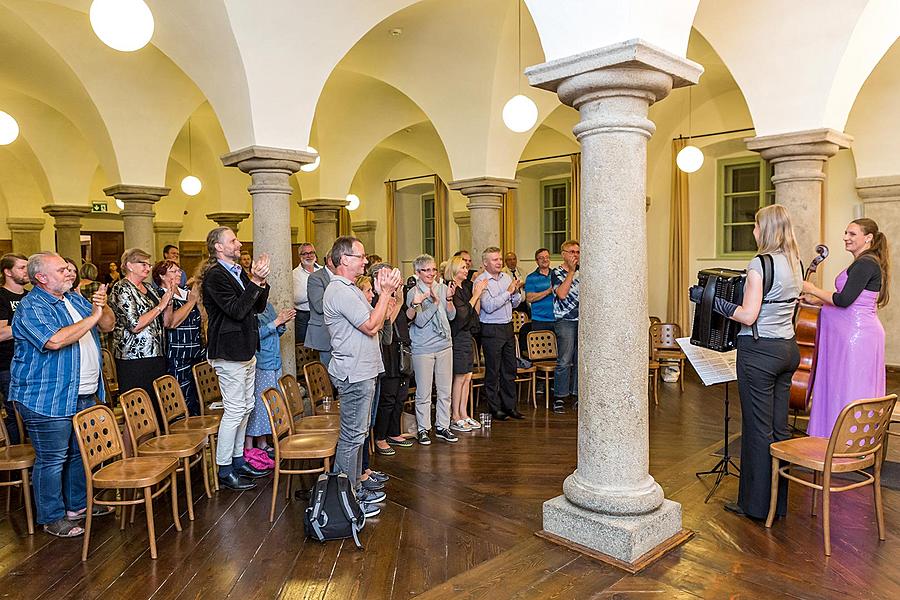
[202,226,271,490]
[304,252,335,365]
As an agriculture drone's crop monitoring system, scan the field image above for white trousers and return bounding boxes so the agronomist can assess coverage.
[209,357,256,467]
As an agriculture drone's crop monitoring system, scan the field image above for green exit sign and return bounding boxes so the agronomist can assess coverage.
[92,202,108,212]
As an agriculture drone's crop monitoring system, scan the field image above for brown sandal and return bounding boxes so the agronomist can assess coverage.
[44,518,85,538]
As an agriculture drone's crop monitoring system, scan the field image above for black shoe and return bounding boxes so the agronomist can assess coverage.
[361,477,385,491]
[492,411,509,421]
[552,401,565,414]
[508,410,525,420]
[263,446,275,460]
[219,472,257,491]
[723,502,745,516]
[294,488,311,501]
[236,463,271,479]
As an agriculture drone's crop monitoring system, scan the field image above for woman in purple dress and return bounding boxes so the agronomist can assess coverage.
[802,218,891,438]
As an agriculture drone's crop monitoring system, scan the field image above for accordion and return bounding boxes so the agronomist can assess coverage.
[690,268,745,352]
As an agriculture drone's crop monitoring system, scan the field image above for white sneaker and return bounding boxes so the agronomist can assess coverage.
[464,417,482,429]
[450,419,472,432]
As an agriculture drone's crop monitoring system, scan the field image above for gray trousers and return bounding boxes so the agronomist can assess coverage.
[412,346,453,431]
[331,376,377,491]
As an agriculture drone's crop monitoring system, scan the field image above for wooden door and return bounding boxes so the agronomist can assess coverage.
[85,232,124,283]
[179,241,207,281]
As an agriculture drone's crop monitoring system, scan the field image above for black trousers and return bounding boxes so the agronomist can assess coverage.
[116,356,168,426]
[374,375,409,440]
[735,336,800,519]
[480,322,517,414]
[295,310,311,346]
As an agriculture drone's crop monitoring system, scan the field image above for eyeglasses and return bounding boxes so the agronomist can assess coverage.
[300,251,317,257]
[345,253,365,259]
[417,268,436,273]
[136,261,152,267]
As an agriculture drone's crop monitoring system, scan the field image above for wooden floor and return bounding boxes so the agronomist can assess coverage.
[2,370,899,599]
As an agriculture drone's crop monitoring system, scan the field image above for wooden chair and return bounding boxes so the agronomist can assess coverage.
[101,348,119,402]
[647,359,660,405]
[468,338,486,416]
[650,322,687,392]
[649,315,662,327]
[191,361,224,417]
[279,374,340,433]
[526,330,558,409]
[512,310,529,335]
[73,404,182,561]
[295,344,320,372]
[303,361,340,416]
[153,375,221,490]
[120,388,211,521]
[0,417,34,534]
[261,387,338,522]
[765,394,898,555]
[513,335,537,408]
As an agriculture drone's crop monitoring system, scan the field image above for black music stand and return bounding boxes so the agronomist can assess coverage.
[676,337,740,503]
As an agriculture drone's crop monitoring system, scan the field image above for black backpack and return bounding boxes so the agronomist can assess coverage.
[304,472,366,549]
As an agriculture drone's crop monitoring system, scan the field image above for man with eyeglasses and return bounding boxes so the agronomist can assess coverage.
[292,242,321,345]
[163,244,188,287]
[550,240,580,413]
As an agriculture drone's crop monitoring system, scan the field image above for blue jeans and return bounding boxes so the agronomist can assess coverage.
[16,394,95,525]
[1,370,20,444]
[331,376,376,492]
[554,320,578,399]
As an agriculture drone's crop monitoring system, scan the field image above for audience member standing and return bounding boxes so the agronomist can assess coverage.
[305,253,335,365]
[163,244,188,287]
[201,227,272,491]
[0,253,28,443]
[551,240,580,413]
[445,255,487,432]
[475,247,525,421]
[10,252,114,538]
[78,262,111,352]
[324,236,401,516]
[292,242,320,347]
[522,248,555,356]
[504,251,529,318]
[406,254,457,444]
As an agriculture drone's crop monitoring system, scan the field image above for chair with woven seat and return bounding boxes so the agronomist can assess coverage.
[279,374,340,433]
[73,404,182,561]
[0,417,34,534]
[120,388,212,521]
[153,375,220,490]
[526,330,558,409]
[191,361,224,417]
[303,361,340,416]
[261,387,338,522]
[650,322,687,392]
[765,394,898,555]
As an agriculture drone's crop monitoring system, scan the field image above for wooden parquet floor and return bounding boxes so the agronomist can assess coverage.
[1,370,898,599]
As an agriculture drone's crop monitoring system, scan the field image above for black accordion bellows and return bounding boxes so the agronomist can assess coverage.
[690,268,745,352]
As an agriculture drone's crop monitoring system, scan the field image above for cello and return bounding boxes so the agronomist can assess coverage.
[789,244,829,412]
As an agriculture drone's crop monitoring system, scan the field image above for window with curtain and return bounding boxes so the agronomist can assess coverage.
[541,178,570,255]
[422,193,436,257]
[718,158,775,256]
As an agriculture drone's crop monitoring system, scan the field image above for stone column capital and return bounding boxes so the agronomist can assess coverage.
[856,175,900,204]
[745,129,852,181]
[153,221,184,235]
[453,211,471,226]
[221,145,315,175]
[351,220,377,233]
[103,184,170,202]
[298,197,349,212]
[448,177,517,203]
[206,212,250,234]
[42,204,92,228]
[6,217,46,232]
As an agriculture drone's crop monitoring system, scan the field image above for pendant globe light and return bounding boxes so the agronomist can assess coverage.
[676,87,704,173]
[301,146,321,172]
[345,194,360,211]
[90,0,154,52]
[501,0,537,133]
[0,111,19,145]
[180,119,202,196]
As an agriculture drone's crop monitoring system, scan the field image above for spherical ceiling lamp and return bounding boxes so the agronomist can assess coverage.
[90,0,154,52]
[676,145,704,173]
[181,175,202,196]
[0,111,19,145]
[346,194,360,211]
[502,95,538,133]
[301,146,320,172]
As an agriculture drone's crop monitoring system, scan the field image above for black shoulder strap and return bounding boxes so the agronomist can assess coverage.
[751,254,774,340]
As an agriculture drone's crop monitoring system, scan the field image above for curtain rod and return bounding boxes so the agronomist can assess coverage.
[386,173,437,184]
[385,151,581,184]
[675,127,754,141]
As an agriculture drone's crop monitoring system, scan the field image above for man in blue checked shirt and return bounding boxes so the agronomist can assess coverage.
[9,251,115,538]
[550,240,580,413]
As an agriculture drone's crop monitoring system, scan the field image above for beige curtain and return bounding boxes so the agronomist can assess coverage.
[385,181,398,266]
[501,189,516,254]
[339,208,352,237]
[570,153,581,240]
[667,138,691,330]
[303,208,315,246]
[433,175,448,265]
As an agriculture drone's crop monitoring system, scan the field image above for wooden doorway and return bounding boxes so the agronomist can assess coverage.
[84,232,124,283]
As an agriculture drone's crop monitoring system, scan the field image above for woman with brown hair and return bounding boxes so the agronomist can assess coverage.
[802,218,890,437]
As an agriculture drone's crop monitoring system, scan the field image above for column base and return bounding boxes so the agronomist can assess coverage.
[541,495,688,568]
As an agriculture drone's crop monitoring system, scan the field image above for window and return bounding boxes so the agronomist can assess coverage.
[541,178,570,255]
[422,193,435,257]
[718,158,775,257]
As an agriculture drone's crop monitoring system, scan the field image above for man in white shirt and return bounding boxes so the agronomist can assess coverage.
[292,242,321,345]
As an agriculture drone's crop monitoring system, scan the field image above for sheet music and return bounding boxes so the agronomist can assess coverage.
[676,337,737,386]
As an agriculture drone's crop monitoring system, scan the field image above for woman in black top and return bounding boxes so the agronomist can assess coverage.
[445,255,487,432]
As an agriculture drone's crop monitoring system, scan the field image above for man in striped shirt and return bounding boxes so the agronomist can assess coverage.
[9,251,114,538]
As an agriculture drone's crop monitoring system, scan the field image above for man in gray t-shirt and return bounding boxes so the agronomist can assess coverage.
[323,236,401,510]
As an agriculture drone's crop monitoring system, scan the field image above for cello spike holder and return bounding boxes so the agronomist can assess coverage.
[695,381,740,503]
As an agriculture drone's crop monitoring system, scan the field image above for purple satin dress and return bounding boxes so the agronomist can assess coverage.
[807,269,885,437]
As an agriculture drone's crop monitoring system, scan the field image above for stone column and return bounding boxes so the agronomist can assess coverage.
[206,212,250,236]
[351,220,377,255]
[448,177,516,262]
[857,175,900,366]
[526,40,701,566]
[154,222,183,259]
[222,146,316,378]
[453,211,472,253]
[104,185,170,260]
[42,205,91,267]
[7,217,46,256]
[746,129,852,267]
[298,198,347,254]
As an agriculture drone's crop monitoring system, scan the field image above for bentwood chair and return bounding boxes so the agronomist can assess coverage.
[279,374,340,433]
[191,361,224,417]
[0,417,34,534]
[73,404,181,560]
[120,389,212,521]
[303,361,340,416]
[512,311,528,335]
[765,394,898,555]
[101,348,119,402]
[153,375,221,490]
[261,387,338,522]
[295,344,321,373]
[650,323,687,392]
[468,338,486,416]
[526,330,558,409]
